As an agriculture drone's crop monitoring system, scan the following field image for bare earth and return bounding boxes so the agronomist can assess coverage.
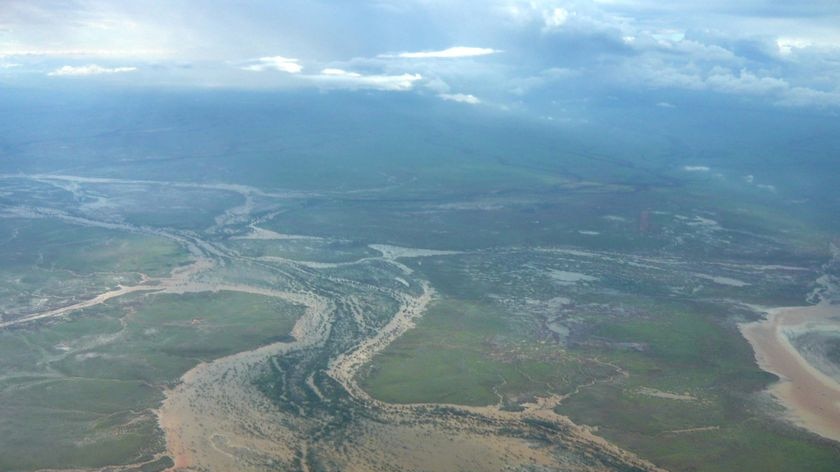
[741,301,840,442]
[156,251,664,471]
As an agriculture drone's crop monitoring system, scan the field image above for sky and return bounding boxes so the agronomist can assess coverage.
[2,0,840,111]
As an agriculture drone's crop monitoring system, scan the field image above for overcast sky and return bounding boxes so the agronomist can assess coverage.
[2,0,839,109]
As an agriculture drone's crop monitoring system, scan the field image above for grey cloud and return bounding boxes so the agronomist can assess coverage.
[1,0,839,110]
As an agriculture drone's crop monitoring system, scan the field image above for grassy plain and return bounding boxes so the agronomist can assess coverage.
[2,89,840,471]
[0,217,191,323]
[361,212,840,471]
[0,290,301,471]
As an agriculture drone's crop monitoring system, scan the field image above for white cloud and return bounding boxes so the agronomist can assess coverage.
[756,184,777,192]
[242,56,302,73]
[656,101,675,108]
[705,68,788,95]
[320,68,360,77]
[628,60,840,107]
[650,29,685,43]
[777,37,811,56]
[3,0,840,110]
[496,1,574,28]
[310,68,422,91]
[0,48,169,59]
[778,86,840,107]
[439,93,481,104]
[47,64,137,76]
[383,46,500,59]
[424,76,451,93]
[741,173,776,192]
[543,7,569,31]
[683,165,709,172]
[508,67,578,95]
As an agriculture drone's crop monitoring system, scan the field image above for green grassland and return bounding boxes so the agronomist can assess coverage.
[360,298,617,406]
[0,218,192,323]
[81,183,246,230]
[361,229,840,471]
[0,218,190,276]
[557,305,840,472]
[2,90,840,471]
[0,290,302,471]
[229,237,379,263]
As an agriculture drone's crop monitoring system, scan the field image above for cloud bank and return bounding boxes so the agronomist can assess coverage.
[439,93,481,104]
[309,68,422,91]
[1,0,839,109]
[241,56,302,73]
[47,65,137,76]
[382,47,500,59]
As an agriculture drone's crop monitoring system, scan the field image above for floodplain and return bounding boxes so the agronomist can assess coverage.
[1,91,839,472]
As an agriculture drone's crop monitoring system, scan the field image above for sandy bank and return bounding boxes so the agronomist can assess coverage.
[740,301,840,442]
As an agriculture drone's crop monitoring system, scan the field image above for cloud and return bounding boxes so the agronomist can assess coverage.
[3,0,840,110]
[0,48,169,59]
[625,58,840,107]
[683,165,710,172]
[756,184,777,192]
[383,47,500,59]
[439,93,481,104]
[508,66,578,95]
[741,174,776,191]
[242,56,302,73]
[705,68,788,95]
[656,101,676,108]
[47,64,137,76]
[778,86,840,107]
[321,68,360,77]
[309,68,422,91]
[543,7,570,31]
[424,76,451,93]
[776,37,811,56]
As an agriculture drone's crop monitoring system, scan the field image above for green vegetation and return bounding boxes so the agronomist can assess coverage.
[0,218,189,276]
[550,302,840,471]
[3,90,840,471]
[0,290,302,470]
[230,237,379,263]
[361,299,615,405]
[0,217,191,323]
[363,242,840,471]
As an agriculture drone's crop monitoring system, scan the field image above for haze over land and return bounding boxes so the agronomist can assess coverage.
[1,1,840,471]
